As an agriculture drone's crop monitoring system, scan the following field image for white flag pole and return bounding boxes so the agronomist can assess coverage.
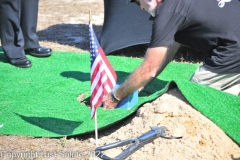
[94,111,99,147]
[89,9,99,147]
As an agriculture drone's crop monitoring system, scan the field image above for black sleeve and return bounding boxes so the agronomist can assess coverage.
[149,12,186,48]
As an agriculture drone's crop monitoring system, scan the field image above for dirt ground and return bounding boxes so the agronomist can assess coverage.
[0,0,240,160]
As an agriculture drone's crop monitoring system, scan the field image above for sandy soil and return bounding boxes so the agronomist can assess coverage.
[0,0,239,160]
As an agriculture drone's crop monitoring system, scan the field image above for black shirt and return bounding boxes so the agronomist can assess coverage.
[149,0,240,73]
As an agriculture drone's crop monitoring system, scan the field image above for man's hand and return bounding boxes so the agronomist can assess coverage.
[102,46,171,109]
[102,92,119,109]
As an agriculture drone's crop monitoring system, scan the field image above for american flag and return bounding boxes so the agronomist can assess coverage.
[89,21,117,118]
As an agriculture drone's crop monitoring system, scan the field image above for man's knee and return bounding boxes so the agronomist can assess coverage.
[190,65,240,96]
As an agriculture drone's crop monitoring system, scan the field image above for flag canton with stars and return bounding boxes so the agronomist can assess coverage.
[89,23,101,67]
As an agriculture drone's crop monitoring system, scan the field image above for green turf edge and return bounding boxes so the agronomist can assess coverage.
[0,51,239,145]
[175,80,240,144]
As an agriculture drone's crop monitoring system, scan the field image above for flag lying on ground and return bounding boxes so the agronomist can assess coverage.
[89,21,117,119]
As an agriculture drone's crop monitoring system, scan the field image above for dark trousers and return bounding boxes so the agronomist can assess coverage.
[0,0,39,58]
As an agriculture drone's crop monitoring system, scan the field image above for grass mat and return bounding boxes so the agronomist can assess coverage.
[0,51,239,144]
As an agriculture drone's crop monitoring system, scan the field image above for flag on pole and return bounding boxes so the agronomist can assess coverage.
[89,21,117,119]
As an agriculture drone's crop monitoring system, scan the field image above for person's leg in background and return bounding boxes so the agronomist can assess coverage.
[20,0,52,57]
[190,65,240,96]
[0,0,31,68]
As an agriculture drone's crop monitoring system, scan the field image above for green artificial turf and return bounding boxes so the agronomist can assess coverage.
[0,50,239,145]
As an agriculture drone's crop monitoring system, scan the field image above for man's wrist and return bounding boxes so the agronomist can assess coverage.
[111,90,121,102]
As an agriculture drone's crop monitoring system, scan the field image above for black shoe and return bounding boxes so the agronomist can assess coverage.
[8,57,32,68]
[25,46,52,57]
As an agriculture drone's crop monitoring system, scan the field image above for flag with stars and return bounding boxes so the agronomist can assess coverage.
[89,21,117,119]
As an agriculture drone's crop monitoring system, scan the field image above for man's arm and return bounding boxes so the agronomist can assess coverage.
[102,42,180,109]
[102,46,168,109]
[138,42,180,92]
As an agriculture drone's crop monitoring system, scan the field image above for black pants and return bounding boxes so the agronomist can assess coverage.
[0,0,39,58]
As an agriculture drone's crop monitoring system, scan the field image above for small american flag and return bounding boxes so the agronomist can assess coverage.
[89,21,117,118]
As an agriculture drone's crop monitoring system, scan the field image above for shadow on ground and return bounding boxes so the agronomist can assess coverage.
[37,23,207,64]
[37,23,102,51]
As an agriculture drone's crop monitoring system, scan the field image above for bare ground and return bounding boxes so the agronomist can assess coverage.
[0,0,240,160]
